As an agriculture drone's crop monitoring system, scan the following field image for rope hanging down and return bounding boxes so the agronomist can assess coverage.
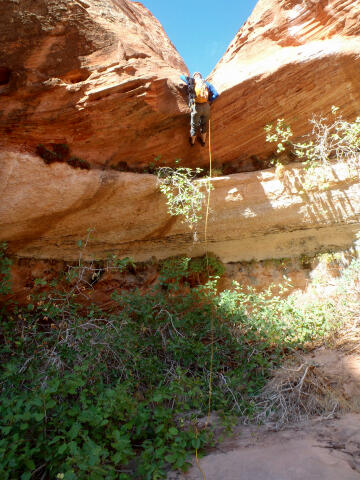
[195,118,214,480]
[204,119,214,428]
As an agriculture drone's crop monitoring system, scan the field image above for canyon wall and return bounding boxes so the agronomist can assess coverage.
[2,151,360,263]
[1,0,360,268]
[0,0,193,169]
[208,0,360,170]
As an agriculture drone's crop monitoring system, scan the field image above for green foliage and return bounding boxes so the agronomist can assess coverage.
[264,118,293,156]
[106,254,135,272]
[218,280,337,346]
[53,143,70,159]
[189,254,226,277]
[0,246,345,479]
[144,155,165,174]
[265,108,360,191]
[265,108,360,164]
[67,157,91,170]
[36,144,90,170]
[0,242,12,295]
[157,166,206,227]
[36,143,70,164]
[159,254,225,290]
[36,144,59,164]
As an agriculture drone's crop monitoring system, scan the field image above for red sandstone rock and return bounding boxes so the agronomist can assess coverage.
[0,0,194,169]
[1,0,360,268]
[208,0,360,169]
[1,0,360,172]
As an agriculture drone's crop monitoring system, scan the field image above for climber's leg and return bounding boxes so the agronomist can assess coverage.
[190,106,200,146]
[198,103,210,146]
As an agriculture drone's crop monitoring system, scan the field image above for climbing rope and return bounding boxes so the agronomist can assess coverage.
[204,118,214,428]
[195,118,214,480]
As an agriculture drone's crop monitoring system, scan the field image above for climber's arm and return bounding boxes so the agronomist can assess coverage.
[180,74,190,84]
[206,82,219,103]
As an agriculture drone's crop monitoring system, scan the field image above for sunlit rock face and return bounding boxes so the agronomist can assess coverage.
[0,0,193,169]
[208,0,360,170]
[2,151,360,263]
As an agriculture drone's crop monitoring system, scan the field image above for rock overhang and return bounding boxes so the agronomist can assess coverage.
[1,0,360,263]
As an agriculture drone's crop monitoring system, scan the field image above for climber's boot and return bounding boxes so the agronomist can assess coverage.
[199,133,207,147]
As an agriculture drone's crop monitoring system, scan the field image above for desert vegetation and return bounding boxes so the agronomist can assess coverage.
[1,240,360,479]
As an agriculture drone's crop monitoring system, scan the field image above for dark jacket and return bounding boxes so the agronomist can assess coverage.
[180,75,219,107]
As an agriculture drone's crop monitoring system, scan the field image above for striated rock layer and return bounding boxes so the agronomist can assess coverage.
[2,0,360,173]
[1,151,360,263]
[2,0,360,269]
[208,0,360,170]
[0,0,197,169]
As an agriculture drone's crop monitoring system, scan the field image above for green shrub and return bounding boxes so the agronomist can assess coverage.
[0,249,344,479]
[159,254,225,289]
[36,144,58,164]
[0,242,12,295]
[265,108,360,190]
[52,143,70,160]
[67,157,91,170]
[36,144,90,170]
[157,166,206,227]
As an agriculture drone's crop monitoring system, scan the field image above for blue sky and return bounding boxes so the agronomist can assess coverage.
[138,0,258,78]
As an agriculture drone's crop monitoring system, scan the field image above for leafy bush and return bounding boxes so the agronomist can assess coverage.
[36,144,90,170]
[0,249,341,479]
[36,144,59,164]
[52,143,70,159]
[159,254,225,289]
[67,157,91,170]
[0,242,12,295]
[265,108,360,190]
[157,166,206,227]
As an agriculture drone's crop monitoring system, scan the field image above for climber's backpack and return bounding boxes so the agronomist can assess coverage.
[194,79,209,103]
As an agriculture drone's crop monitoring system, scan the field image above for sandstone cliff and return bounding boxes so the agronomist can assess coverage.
[1,0,360,267]
[208,0,360,170]
[0,0,193,169]
[2,151,360,263]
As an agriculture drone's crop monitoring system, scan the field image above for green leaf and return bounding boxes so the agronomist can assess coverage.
[68,422,81,440]
[57,443,67,455]
[34,412,44,422]
[49,435,64,445]
[165,453,177,463]
[191,438,201,449]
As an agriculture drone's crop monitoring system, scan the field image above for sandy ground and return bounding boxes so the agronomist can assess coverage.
[169,414,360,480]
[169,348,360,480]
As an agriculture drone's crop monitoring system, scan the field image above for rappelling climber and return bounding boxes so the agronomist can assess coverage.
[180,72,219,146]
